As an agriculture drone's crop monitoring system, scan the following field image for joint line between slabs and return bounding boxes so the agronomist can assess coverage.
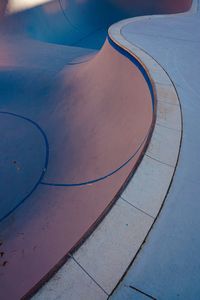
[70,255,109,296]
[120,197,154,219]
[145,154,175,168]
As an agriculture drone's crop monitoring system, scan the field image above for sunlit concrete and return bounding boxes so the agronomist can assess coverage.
[7,0,54,13]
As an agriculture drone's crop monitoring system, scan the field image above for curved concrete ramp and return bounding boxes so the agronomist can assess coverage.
[0,0,192,299]
[0,37,153,300]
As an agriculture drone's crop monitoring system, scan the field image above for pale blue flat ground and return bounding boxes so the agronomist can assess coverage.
[111,1,200,299]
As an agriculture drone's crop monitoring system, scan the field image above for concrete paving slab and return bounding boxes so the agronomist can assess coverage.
[156,84,179,106]
[148,64,172,86]
[32,258,107,300]
[73,199,153,294]
[156,100,181,131]
[121,155,174,218]
[146,124,181,167]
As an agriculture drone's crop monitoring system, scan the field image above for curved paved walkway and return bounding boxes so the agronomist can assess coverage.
[112,1,200,299]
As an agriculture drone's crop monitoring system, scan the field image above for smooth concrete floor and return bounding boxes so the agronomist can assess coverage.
[112,2,200,300]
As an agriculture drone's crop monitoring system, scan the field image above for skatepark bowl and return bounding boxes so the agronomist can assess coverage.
[0,0,192,299]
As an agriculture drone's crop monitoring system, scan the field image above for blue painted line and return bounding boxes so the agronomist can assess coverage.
[58,0,85,34]
[41,130,149,187]
[0,111,49,223]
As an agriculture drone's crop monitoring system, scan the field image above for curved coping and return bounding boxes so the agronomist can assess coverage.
[32,15,182,300]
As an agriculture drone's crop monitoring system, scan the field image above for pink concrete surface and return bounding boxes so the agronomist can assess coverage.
[42,40,153,184]
[0,40,153,299]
